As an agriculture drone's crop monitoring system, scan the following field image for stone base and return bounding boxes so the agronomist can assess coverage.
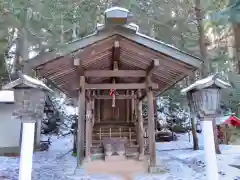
[138,154,145,161]
[91,153,104,161]
[0,145,41,156]
[148,165,166,173]
[74,167,85,176]
[84,156,91,163]
[105,155,127,162]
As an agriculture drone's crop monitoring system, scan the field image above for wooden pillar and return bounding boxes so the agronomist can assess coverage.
[90,92,95,147]
[147,88,156,166]
[131,90,135,122]
[153,97,157,131]
[85,98,92,161]
[137,91,144,159]
[126,90,130,122]
[77,76,85,167]
[97,90,101,122]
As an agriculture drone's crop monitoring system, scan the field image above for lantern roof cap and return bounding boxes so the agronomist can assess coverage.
[181,74,231,94]
[104,7,129,14]
[2,73,53,92]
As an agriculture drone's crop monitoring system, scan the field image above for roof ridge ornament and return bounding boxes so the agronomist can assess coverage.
[104,7,130,26]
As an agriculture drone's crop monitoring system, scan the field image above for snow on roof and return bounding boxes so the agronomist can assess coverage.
[215,115,231,125]
[22,75,52,92]
[181,74,231,94]
[0,90,14,103]
[104,7,129,14]
[216,115,240,126]
[2,74,53,92]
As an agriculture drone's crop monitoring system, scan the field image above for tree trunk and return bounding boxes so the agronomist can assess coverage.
[233,24,240,73]
[191,115,199,150]
[213,119,221,154]
[12,0,29,77]
[194,0,210,76]
[11,33,21,79]
[73,122,77,154]
[194,0,221,154]
[233,24,240,116]
[187,73,199,150]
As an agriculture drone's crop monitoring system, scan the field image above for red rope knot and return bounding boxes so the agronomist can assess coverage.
[109,89,116,96]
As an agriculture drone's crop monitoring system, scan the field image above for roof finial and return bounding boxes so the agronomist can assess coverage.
[104,7,129,26]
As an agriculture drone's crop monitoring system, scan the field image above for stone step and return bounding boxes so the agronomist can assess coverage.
[93,127,137,132]
[93,131,136,136]
[92,139,138,145]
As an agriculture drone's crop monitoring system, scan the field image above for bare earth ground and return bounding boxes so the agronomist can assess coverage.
[84,159,148,180]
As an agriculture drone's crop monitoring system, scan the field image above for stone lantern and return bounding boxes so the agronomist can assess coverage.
[181,74,231,180]
[2,74,52,180]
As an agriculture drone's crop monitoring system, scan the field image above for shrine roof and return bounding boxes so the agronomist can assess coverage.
[26,23,201,69]
[25,8,202,98]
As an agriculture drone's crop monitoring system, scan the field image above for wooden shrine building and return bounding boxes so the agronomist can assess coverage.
[25,7,202,169]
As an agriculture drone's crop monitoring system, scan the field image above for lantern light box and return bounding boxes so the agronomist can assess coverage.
[181,74,231,116]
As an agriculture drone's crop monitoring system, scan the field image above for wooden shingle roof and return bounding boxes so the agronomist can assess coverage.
[25,13,202,97]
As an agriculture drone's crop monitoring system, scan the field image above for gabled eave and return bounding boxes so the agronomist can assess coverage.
[25,24,202,70]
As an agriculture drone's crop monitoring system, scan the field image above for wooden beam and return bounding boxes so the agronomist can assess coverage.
[74,57,84,76]
[113,40,120,61]
[147,59,160,81]
[85,83,158,90]
[84,70,146,77]
[95,94,135,100]
[77,76,85,167]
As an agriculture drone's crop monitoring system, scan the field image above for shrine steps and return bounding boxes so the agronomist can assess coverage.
[92,125,138,146]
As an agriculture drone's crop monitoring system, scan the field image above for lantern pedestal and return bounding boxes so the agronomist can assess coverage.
[202,117,219,180]
[19,120,36,180]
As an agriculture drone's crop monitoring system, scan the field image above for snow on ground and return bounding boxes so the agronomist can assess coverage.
[0,134,240,180]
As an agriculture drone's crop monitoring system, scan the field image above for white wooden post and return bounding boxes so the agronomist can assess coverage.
[19,121,36,180]
[202,118,219,180]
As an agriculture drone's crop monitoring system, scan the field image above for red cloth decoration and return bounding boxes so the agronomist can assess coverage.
[224,116,240,127]
[110,89,115,96]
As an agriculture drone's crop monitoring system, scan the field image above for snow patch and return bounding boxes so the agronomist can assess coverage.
[0,90,14,103]
[0,134,239,180]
